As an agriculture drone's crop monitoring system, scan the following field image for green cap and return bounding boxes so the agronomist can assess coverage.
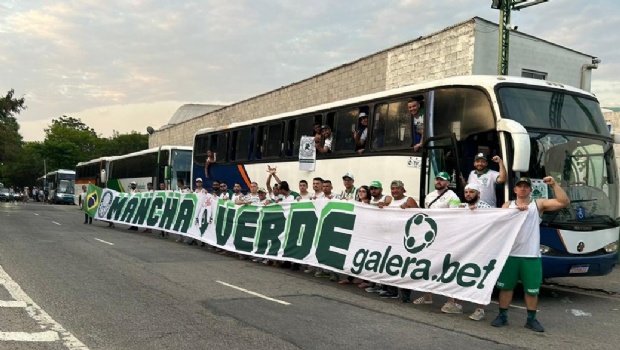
[369,180,382,189]
[436,171,451,180]
[516,177,532,187]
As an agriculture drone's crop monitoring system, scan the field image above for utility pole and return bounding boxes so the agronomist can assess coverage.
[491,0,549,75]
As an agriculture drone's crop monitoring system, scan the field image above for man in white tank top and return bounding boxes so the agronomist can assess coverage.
[492,176,570,332]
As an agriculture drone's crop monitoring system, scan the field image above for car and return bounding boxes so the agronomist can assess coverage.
[0,188,12,202]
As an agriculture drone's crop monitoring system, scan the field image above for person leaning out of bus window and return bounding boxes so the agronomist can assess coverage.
[315,125,333,154]
[353,112,369,154]
[408,98,425,152]
[204,149,216,179]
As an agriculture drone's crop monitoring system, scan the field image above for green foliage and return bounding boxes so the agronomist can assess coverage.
[0,90,149,188]
[0,89,26,164]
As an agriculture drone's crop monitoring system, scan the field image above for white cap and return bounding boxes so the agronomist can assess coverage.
[465,183,481,192]
[358,112,367,119]
[130,181,136,185]
[196,178,203,182]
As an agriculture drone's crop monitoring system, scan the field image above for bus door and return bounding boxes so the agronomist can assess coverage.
[419,133,465,207]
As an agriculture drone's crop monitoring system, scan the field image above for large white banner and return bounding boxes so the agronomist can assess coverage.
[87,185,527,304]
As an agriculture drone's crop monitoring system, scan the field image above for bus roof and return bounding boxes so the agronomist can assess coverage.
[194,75,597,137]
[76,156,119,168]
[109,145,193,161]
[46,169,76,176]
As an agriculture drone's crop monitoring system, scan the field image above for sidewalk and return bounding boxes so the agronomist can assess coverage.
[546,265,620,295]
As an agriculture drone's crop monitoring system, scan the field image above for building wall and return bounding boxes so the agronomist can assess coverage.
[472,20,595,90]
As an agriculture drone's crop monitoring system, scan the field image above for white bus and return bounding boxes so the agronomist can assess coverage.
[106,146,192,193]
[74,156,117,204]
[191,75,620,279]
[45,169,76,204]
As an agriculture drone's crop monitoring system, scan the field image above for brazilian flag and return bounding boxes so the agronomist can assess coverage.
[84,184,102,218]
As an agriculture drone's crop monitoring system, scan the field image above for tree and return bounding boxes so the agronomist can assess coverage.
[2,142,45,188]
[42,116,101,169]
[0,89,26,164]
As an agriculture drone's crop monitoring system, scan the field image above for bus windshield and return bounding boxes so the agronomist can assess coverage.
[58,180,75,194]
[498,87,610,136]
[525,132,618,227]
[171,150,192,186]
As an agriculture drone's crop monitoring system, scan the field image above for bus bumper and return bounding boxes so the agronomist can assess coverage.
[542,253,618,278]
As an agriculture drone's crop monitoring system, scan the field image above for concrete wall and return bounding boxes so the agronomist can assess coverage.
[472,19,595,90]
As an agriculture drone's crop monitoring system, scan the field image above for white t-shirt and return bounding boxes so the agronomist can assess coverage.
[323,136,333,152]
[424,190,460,208]
[297,192,312,200]
[232,192,244,202]
[243,193,261,204]
[467,169,500,207]
[508,200,541,257]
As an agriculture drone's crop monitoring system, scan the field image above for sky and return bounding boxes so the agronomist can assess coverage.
[1,0,619,142]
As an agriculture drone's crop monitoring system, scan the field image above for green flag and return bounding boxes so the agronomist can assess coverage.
[84,184,102,218]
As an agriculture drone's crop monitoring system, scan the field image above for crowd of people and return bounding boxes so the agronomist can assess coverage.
[80,151,569,332]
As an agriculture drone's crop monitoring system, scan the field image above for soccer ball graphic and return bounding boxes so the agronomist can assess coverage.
[404,213,438,254]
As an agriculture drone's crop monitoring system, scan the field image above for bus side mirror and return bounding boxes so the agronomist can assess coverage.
[613,133,620,144]
[497,119,530,172]
[100,169,107,183]
[164,166,171,180]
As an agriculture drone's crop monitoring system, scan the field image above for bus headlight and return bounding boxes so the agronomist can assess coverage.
[603,241,619,253]
[540,245,551,254]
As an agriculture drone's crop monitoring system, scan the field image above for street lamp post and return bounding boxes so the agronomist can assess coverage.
[491,0,549,75]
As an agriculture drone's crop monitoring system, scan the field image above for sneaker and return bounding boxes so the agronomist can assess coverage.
[252,257,263,263]
[469,308,486,321]
[524,319,545,332]
[314,271,330,278]
[365,285,382,293]
[303,267,315,274]
[413,296,433,305]
[491,315,508,327]
[338,279,351,285]
[329,272,339,282]
[441,302,463,314]
[379,290,399,299]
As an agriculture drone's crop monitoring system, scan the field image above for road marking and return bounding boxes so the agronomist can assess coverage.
[52,221,61,226]
[0,265,89,349]
[34,213,39,216]
[216,280,291,305]
[0,331,59,342]
[0,300,28,307]
[94,238,114,246]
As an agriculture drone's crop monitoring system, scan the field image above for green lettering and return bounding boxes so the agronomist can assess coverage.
[409,259,430,280]
[131,194,152,225]
[477,260,497,289]
[401,256,418,278]
[120,195,140,223]
[350,249,368,275]
[457,263,481,287]
[172,196,195,233]
[106,194,128,221]
[234,209,260,253]
[316,211,354,270]
[378,246,392,274]
[438,254,459,283]
[214,200,236,246]
[364,251,381,272]
[255,206,285,256]
[385,254,403,276]
[283,202,317,260]
[159,193,180,230]
[146,194,164,226]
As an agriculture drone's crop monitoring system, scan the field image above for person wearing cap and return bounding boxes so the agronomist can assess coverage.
[465,153,507,207]
[439,183,493,318]
[408,97,425,152]
[338,173,357,200]
[378,180,419,299]
[363,180,393,293]
[492,176,570,332]
[353,112,369,154]
[315,124,333,154]
[412,171,461,304]
[194,178,206,194]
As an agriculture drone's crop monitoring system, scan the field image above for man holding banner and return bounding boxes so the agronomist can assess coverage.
[492,176,570,332]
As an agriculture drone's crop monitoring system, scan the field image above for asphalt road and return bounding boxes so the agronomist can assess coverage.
[1,201,619,350]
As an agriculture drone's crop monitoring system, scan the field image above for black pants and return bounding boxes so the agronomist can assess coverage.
[84,213,92,224]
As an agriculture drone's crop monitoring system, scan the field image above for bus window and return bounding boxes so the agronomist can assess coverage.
[285,120,296,157]
[264,123,284,158]
[212,133,228,163]
[334,108,360,153]
[194,134,209,165]
[232,128,253,161]
[433,88,495,140]
[292,114,322,156]
[371,100,411,150]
